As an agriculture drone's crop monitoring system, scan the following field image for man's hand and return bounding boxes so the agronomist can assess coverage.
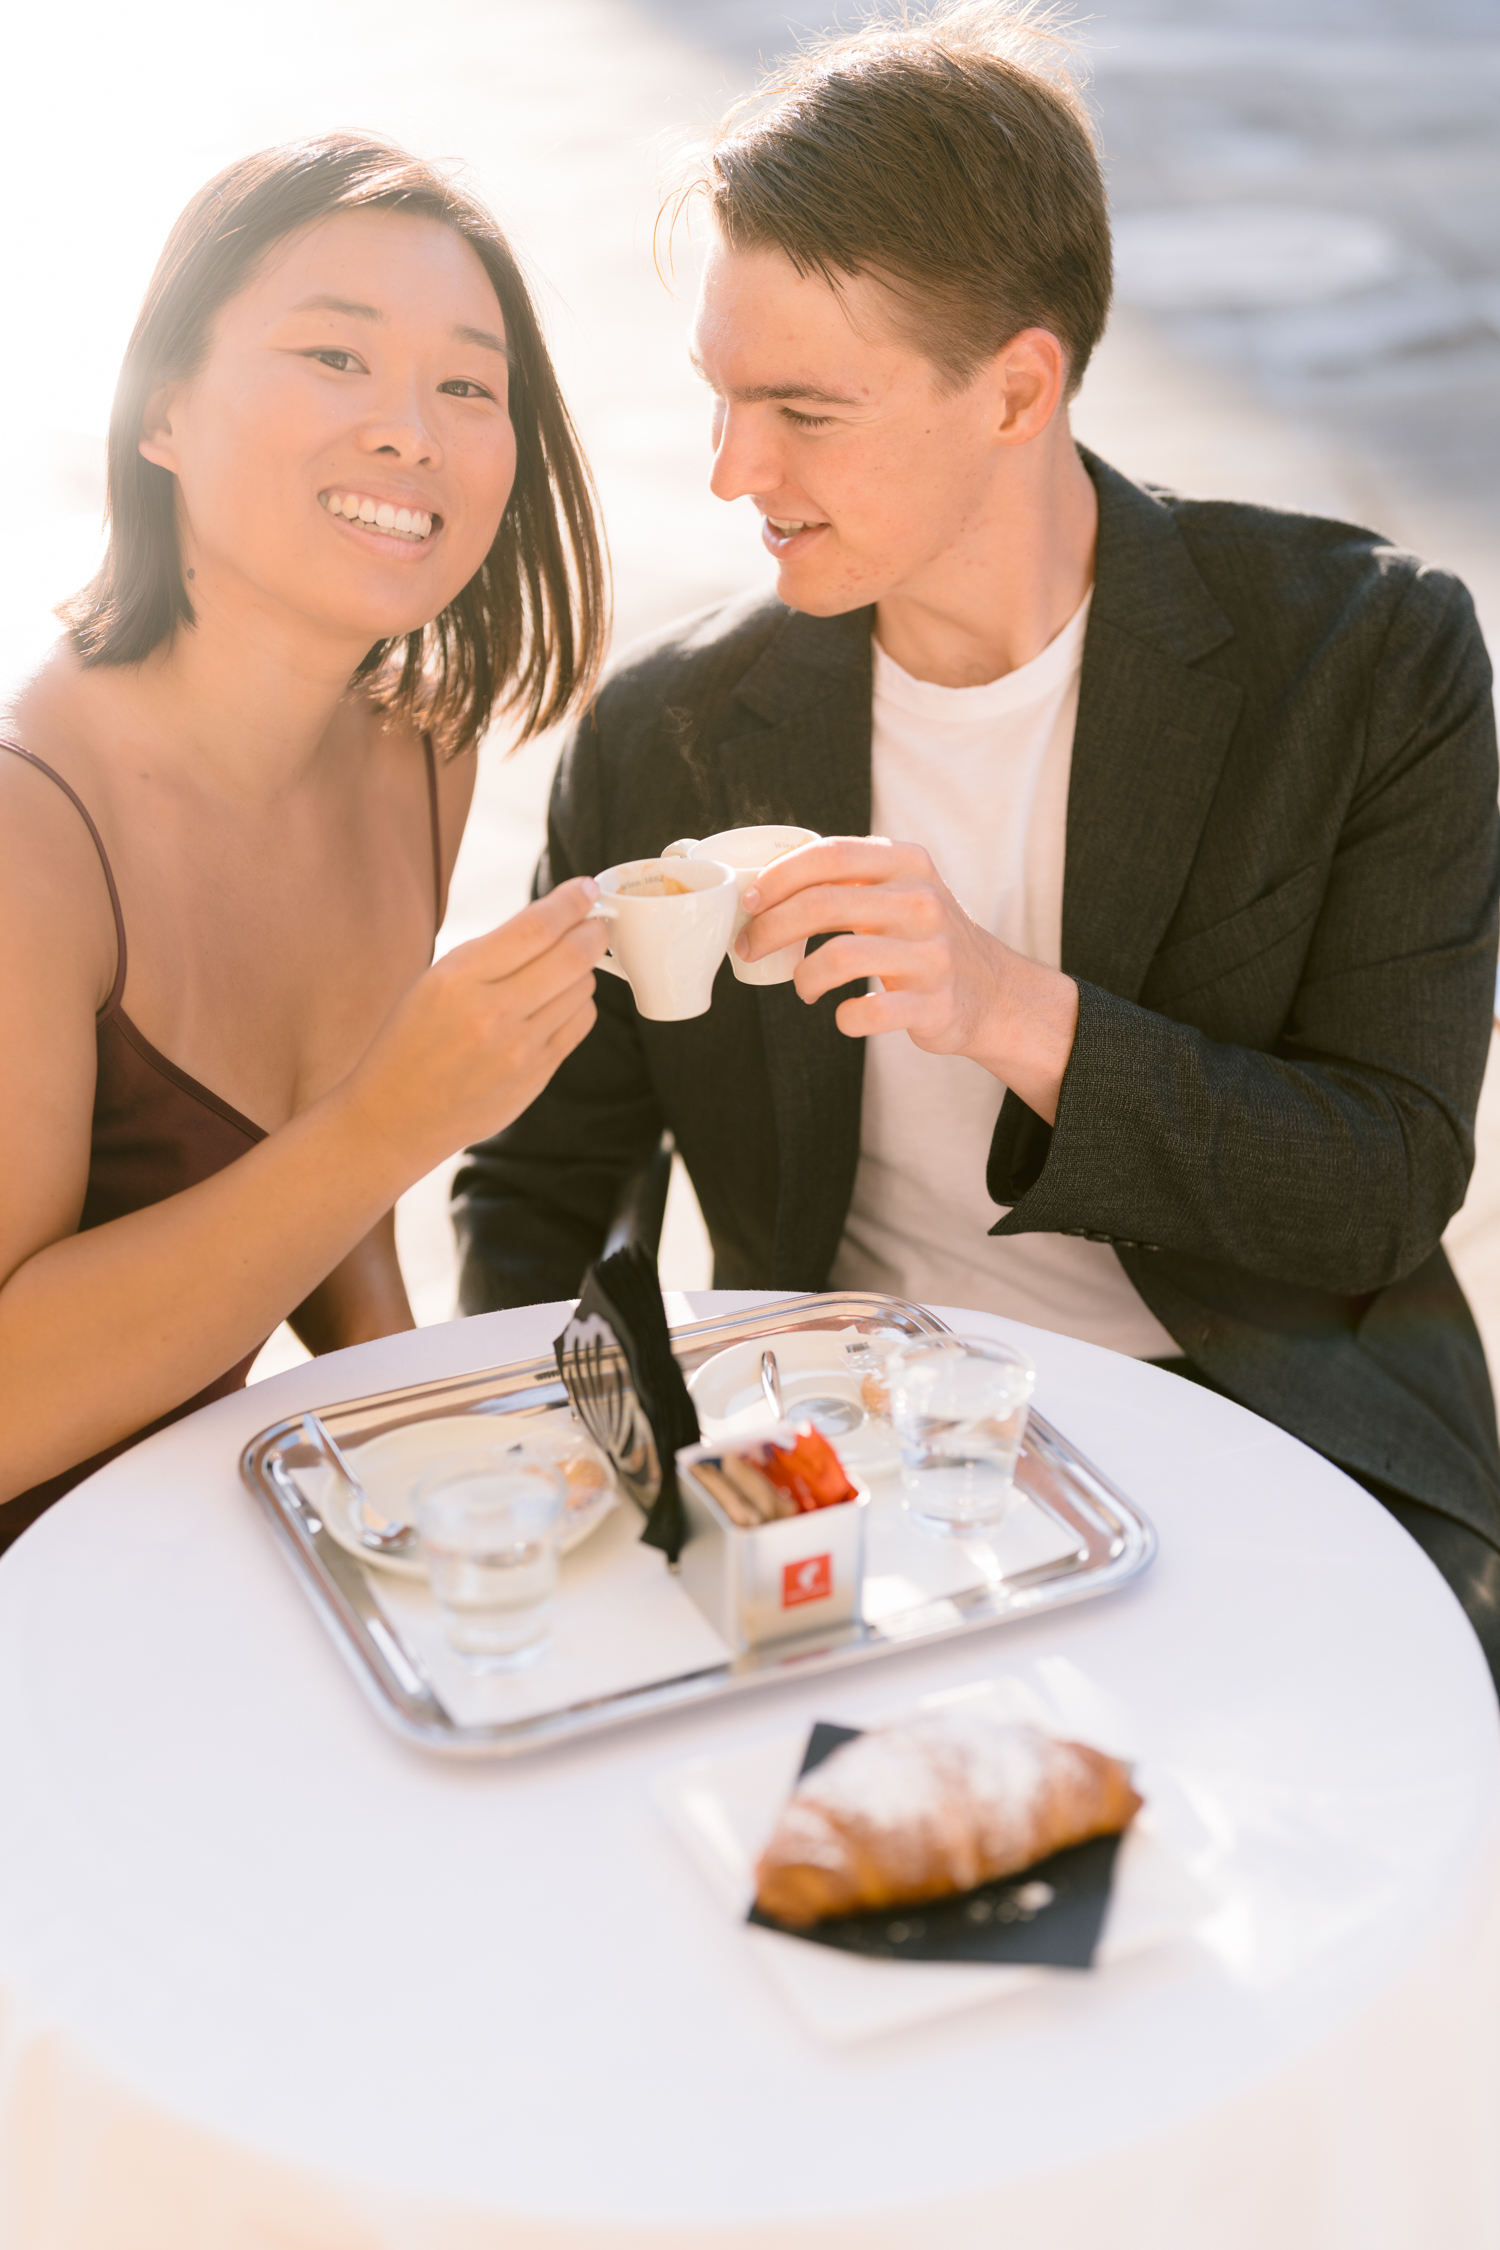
[739,837,1080,1124]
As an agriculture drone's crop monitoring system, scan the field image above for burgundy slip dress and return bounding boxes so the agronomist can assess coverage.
[0,736,442,1550]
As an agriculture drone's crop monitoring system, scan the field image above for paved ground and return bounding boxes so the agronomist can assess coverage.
[2,0,1497,1380]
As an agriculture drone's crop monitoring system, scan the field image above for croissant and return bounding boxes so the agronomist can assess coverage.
[755,1711,1141,1927]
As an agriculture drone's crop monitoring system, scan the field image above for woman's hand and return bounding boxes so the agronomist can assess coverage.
[339,877,608,1178]
[738,837,1079,1123]
[0,870,606,1504]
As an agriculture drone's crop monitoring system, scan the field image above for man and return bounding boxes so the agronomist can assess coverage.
[454,8,1500,1677]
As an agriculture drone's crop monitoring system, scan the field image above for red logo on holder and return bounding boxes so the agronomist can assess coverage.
[782,1554,833,1608]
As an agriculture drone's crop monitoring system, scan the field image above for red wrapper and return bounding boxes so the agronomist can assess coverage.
[757,1426,858,1513]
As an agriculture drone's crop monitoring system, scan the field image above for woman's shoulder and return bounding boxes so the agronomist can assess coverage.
[2,648,96,845]
[0,647,121,1013]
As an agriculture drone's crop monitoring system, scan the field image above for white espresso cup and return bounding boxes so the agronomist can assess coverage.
[661,824,819,986]
[588,856,738,1021]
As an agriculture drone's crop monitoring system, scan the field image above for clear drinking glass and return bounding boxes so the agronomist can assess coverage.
[886,1334,1036,1534]
[417,1459,566,1670]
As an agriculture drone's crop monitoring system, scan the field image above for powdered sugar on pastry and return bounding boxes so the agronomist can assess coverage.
[755,1711,1141,1926]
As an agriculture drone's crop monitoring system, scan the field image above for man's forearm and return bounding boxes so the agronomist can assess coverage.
[989,979,1487,1296]
[963,949,1080,1125]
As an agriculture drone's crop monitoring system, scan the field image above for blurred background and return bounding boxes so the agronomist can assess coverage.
[4,0,1496,1376]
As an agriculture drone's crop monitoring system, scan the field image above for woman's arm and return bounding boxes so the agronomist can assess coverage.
[288,1208,414,1355]
[0,766,604,1504]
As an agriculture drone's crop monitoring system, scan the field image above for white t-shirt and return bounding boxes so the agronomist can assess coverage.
[828,592,1179,1359]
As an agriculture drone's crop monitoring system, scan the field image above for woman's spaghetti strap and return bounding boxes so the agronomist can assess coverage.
[4,733,443,986]
[421,734,443,936]
[0,738,127,1016]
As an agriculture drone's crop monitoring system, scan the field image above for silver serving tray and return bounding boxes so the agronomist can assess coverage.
[241,1293,1155,1758]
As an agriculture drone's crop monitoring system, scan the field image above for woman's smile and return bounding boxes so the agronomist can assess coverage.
[318,488,439,548]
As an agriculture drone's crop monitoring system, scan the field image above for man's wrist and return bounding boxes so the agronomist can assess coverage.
[965,952,1080,1126]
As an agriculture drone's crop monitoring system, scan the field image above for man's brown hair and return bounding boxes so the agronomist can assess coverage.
[672,2,1111,397]
[62,134,608,749]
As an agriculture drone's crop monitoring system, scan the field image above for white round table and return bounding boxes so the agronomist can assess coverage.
[1,1293,1498,2250]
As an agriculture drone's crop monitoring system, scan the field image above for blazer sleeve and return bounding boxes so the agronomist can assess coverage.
[451,709,666,1313]
[988,566,1500,1297]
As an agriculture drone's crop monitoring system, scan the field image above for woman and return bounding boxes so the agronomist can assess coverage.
[0,135,610,1534]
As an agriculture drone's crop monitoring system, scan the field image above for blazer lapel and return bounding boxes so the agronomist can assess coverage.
[718,603,875,836]
[717,608,873,1288]
[1064,456,1244,998]
[698,455,1244,1283]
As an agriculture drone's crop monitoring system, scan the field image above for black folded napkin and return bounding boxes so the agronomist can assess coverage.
[747,1723,1124,1967]
[553,1244,700,1563]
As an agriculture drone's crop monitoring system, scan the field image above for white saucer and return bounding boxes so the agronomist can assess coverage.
[313,1409,618,1578]
[686,1327,907,1474]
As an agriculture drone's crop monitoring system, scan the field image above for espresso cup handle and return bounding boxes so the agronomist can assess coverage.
[584,897,631,979]
[661,838,699,858]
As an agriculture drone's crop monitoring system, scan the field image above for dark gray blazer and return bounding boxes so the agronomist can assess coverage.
[455,452,1500,1548]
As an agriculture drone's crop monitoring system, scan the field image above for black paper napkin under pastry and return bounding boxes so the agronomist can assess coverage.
[747,1724,1124,1967]
[553,1244,699,1563]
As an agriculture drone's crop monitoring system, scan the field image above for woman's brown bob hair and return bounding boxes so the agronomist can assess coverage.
[62,134,609,749]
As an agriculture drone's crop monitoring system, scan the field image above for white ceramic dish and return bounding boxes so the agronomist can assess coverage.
[687,1325,909,1474]
[314,1410,618,1579]
[653,1672,1217,2043]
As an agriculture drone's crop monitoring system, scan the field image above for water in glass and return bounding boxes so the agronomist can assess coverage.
[417,1460,565,1669]
[886,1334,1036,1534]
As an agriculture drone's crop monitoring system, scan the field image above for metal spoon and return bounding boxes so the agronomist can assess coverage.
[301,1412,420,1558]
[758,1349,865,1438]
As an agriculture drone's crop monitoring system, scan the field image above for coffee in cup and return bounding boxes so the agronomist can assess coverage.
[661,824,819,986]
[588,856,738,1021]
[615,873,690,898]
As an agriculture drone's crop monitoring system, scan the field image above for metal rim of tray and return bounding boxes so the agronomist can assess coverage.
[241,1293,1156,1759]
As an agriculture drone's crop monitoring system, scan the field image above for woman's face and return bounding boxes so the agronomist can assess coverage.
[139,207,518,652]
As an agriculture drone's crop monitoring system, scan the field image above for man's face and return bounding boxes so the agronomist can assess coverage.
[690,237,1011,617]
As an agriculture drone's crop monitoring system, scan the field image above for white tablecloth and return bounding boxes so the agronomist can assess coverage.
[1,1293,1498,2249]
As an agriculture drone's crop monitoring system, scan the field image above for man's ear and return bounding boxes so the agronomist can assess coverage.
[137,381,181,473]
[991,329,1069,448]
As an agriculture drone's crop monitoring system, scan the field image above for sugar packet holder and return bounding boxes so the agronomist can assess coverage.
[676,1433,869,1655]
